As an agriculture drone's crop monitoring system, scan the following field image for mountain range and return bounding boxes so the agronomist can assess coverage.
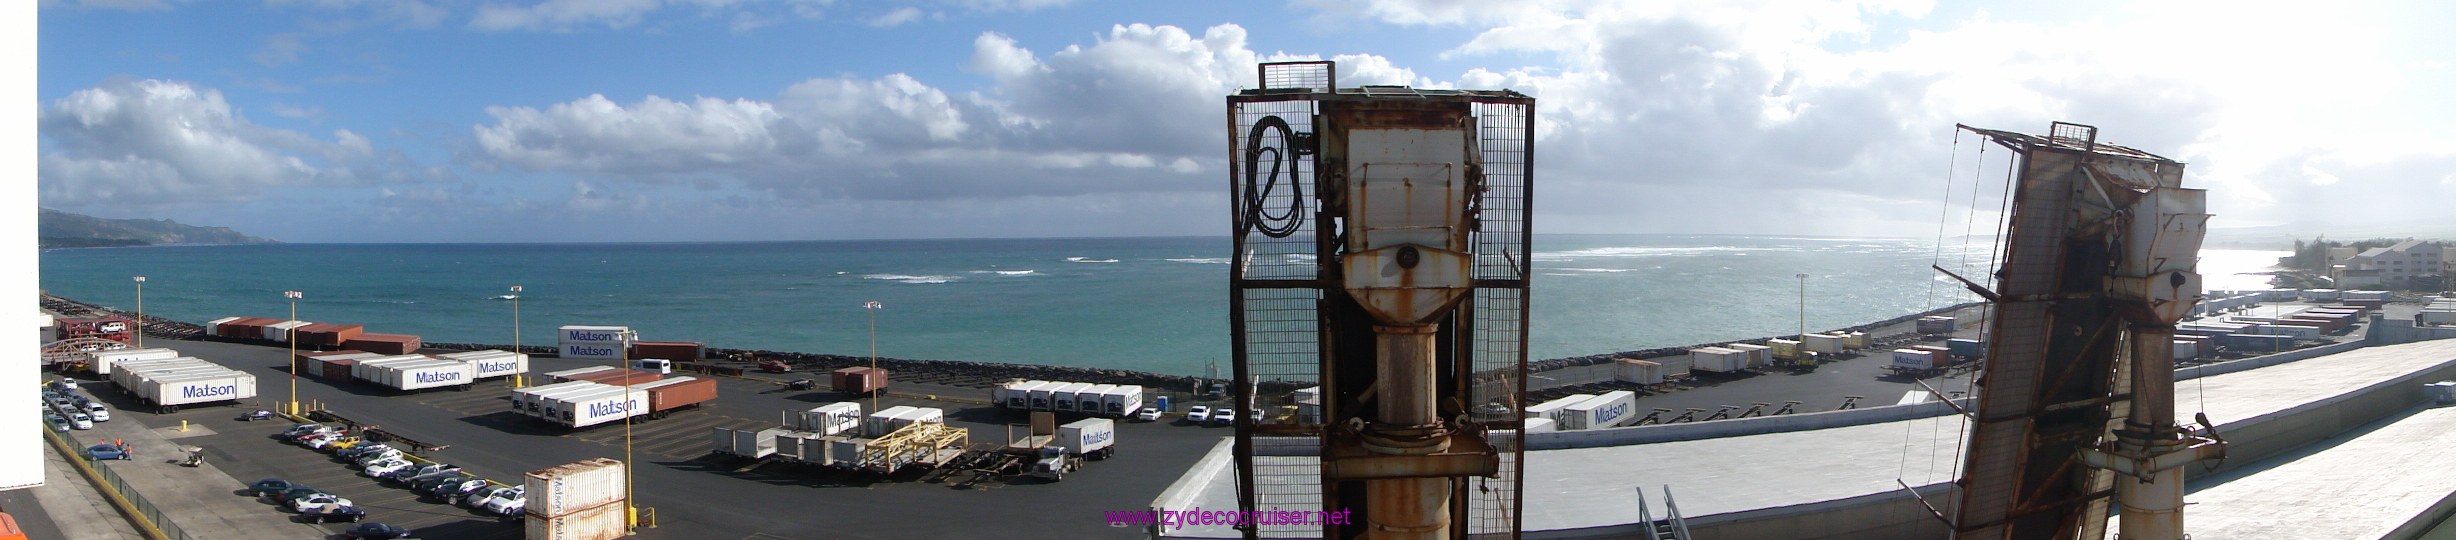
[39,209,279,248]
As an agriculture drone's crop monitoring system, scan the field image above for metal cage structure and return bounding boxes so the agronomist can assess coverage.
[1226,61,1534,540]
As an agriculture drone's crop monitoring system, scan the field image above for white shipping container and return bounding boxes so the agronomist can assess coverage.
[2421,311,2456,325]
[800,402,862,436]
[91,348,180,375]
[882,407,945,435]
[111,358,213,388]
[734,428,783,459]
[557,325,633,344]
[1614,359,1663,385]
[1722,344,1772,368]
[994,380,1048,409]
[525,500,626,540]
[1688,347,1747,373]
[143,371,258,406]
[519,382,611,418]
[560,387,645,428]
[545,366,615,381]
[525,458,627,518]
[1803,334,1847,355]
[1077,384,1118,413]
[1559,391,1638,430]
[1028,383,1066,411]
[1525,394,1595,421]
[377,359,476,391]
[2173,340,2199,360]
[204,316,240,336]
[1523,417,1556,433]
[440,350,530,380]
[1050,382,1095,412]
[1102,385,1144,417]
[264,320,310,342]
[864,405,917,437]
[351,355,430,382]
[1057,418,1116,457]
[560,343,624,360]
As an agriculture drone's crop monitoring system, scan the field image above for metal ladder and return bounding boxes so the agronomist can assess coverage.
[1634,486,1694,540]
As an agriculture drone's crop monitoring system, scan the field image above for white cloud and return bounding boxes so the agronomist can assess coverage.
[42,0,175,10]
[37,79,385,206]
[253,33,307,66]
[867,6,923,27]
[470,0,665,31]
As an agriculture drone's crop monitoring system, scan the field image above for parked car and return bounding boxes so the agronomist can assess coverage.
[85,443,131,461]
[411,473,472,495]
[296,432,339,446]
[343,522,413,539]
[362,458,414,478]
[83,402,109,422]
[290,493,354,513]
[438,478,491,499]
[44,413,69,432]
[462,486,514,508]
[308,435,359,451]
[272,486,325,506]
[66,413,93,430]
[324,437,368,452]
[390,464,460,483]
[338,443,394,460]
[480,487,526,517]
[1134,407,1162,422]
[1185,406,1211,424]
[353,449,404,467]
[1209,409,1236,427]
[301,504,366,524]
[248,478,297,497]
[282,424,331,438]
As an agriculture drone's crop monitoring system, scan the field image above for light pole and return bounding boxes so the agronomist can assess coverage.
[865,301,884,413]
[620,328,639,533]
[510,285,524,388]
[1796,273,1809,362]
[132,276,145,347]
[285,290,303,416]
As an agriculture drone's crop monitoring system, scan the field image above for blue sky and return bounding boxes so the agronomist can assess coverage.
[33,0,2456,243]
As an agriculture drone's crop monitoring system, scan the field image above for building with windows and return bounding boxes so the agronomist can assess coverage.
[2331,240,2447,289]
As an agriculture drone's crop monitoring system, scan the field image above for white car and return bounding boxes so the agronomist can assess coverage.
[1185,406,1211,424]
[84,403,109,422]
[481,487,526,516]
[69,413,94,430]
[462,486,513,508]
[289,493,353,512]
[1134,407,1162,422]
[362,458,413,477]
[1210,409,1237,426]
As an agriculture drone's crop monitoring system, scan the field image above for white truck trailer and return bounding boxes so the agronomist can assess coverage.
[797,402,863,436]
[90,348,180,375]
[366,358,477,391]
[438,349,530,380]
[1100,385,1144,418]
[1556,391,1637,430]
[133,369,258,412]
[1049,382,1095,413]
[1075,384,1118,414]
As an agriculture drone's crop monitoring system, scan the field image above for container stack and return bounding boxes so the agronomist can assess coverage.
[111,357,257,411]
[1802,333,1847,355]
[526,458,628,540]
[559,326,633,361]
[1722,343,1772,368]
[291,323,366,350]
[89,348,179,375]
[295,350,380,380]
[832,367,888,395]
[1688,347,1748,373]
[345,333,423,355]
[437,349,531,380]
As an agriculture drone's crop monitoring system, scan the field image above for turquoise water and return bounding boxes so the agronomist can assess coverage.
[36,236,2282,376]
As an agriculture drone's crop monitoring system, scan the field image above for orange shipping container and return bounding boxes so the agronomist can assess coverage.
[346,333,423,355]
[647,377,718,412]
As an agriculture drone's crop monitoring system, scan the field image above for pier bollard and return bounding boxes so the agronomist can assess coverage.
[179,420,188,432]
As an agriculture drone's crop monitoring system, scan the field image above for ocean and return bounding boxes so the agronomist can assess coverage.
[36,236,2288,377]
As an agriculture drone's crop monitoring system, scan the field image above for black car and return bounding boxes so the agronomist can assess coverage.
[302,504,366,524]
[343,522,412,539]
[419,475,477,497]
[410,473,468,495]
[248,478,295,496]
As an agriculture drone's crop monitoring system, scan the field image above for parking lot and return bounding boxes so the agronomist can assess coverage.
[68,335,1226,539]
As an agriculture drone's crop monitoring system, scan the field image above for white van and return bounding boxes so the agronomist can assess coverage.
[634,359,673,374]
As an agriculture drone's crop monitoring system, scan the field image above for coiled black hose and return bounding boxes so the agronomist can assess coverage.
[1243,115,1305,238]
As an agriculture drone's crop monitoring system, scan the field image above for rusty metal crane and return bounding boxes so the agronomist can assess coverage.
[1225,61,1533,539]
[1946,122,2223,540]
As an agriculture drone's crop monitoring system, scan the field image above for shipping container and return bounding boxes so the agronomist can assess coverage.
[558,386,645,429]
[731,427,784,459]
[514,381,606,417]
[1722,343,1771,368]
[1057,418,1116,459]
[1028,383,1065,411]
[215,317,277,339]
[799,402,862,435]
[1946,338,1983,358]
[1074,384,1118,413]
[1688,347,1747,373]
[629,341,703,361]
[1614,358,1664,385]
[559,342,625,361]
[90,348,179,375]
[1523,417,1556,433]
[1525,394,1595,422]
[137,370,258,408]
[1917,316,1957,334]
[439,350,530,380]
[368,358,475,391]
[292,323,366,349]
[1049,382,1096,412]
[558,325,633,344]
[204,317,240,337]
[345,333,422,355]
[264,320,311,342]
[545,366,616,383]
[1842,332,1870,350]
[525,501,626,540]
[1765,339,1803,361]
[350,355,430,383]
[634,377,717,415]
[1003,381,1056,410]
[1803,334,1847,355]
[525,458,626,518]
[320,358,356,381]
[1558,391,1638,430]
[831,367,888,395]
[1890,349,1945,372]
[1100,385,1144,417]
[864,405,917,437]
[2172,340,2200,360]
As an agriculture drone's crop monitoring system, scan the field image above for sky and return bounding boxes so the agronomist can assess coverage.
[31,0,2456,243]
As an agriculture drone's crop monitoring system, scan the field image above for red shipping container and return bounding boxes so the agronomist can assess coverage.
[322,358,357,380]
[221,317,280,339]
[346,334,423,355]
[629,341,703,361]
[294,323,366,348]
[645,378,718,413]
[832,367,888,394]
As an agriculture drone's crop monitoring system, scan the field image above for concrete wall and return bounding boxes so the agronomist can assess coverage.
[1529,398,1972,450]
[2372,314,2456,345]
